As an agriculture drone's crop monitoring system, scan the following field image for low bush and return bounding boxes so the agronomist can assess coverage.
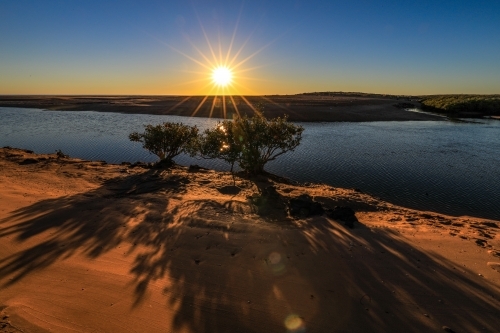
[190,120,240,172]
[129,122,198,165]
[232,115,304,174]
[192,115,304,175]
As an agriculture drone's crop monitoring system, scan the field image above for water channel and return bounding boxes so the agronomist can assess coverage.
[1,107,499,220]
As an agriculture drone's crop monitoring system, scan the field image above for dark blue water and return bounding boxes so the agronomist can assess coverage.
[1,107,499,220]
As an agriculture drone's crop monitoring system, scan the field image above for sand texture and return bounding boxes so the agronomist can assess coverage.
[1,147,499,332]
[0,95,443,122]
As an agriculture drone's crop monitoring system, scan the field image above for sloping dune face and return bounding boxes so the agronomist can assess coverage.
[0,147,499,333]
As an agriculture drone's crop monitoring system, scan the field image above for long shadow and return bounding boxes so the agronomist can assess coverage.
[1,171,499,332]
[0,169,188,285]
[124,184,500,332]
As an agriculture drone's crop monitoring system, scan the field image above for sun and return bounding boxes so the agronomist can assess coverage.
[162,9,277,117]
[212,66,232,87]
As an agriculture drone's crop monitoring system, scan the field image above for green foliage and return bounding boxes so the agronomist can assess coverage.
[420,95,500,116]
[192,115,304,175]
[233,115,304,174]
[190,120,240,172]
[129,122,198,164]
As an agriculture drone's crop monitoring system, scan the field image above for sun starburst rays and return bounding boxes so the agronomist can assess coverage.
[162,11,288,120]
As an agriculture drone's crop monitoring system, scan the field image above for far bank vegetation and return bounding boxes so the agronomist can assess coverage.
[419,95,500,116]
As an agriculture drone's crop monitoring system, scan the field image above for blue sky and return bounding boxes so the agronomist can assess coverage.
[1,0,499,95]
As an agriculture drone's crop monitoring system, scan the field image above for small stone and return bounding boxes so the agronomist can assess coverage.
[423,313,429,317]
[442,326,456,333]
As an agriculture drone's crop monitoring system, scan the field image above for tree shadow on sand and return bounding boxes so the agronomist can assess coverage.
[0,171,499,332]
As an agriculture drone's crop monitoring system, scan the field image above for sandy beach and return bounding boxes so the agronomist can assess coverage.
[1,147,499,332]
[0,95,443,122]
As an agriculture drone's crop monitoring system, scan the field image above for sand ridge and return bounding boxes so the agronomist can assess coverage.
[0,147,499,332]
[0,95,443,122]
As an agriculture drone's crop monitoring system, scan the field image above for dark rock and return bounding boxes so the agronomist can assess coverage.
[152,159,173,169]
[482,222,499,228]
[121,161,131,165]
[19,158,38,165]
[217,186,241,195]
[130,161,151,169]
[442,326,456,333]
[326,206,358,228]
[189,164,209,172]
[475,239,487,247]
[55,149,69,158]
[251,186,283,216]
[288,194,324,218]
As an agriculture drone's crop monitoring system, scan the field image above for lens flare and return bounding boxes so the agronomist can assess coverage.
[284,314,306,333]
[268,251,286,275]
[212,67,232,86]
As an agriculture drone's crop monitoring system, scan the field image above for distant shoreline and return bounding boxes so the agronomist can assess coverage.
[0,95,444,122]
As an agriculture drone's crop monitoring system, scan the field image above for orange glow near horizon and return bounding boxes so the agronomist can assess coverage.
[157,16,291,118]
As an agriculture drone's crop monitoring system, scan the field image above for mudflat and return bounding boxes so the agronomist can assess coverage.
[0,147,499,332]
[0,95,442,122]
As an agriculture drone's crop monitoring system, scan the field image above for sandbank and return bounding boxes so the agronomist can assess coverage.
[0,147,499,332]
[0,95,443,122]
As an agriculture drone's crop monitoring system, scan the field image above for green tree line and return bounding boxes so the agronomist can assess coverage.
[420,95,500,116]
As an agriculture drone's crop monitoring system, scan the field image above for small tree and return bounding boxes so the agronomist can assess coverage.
[192,115,303,175]
[129,122,198,165]
[233,115,304,174]
[191,120,240,173]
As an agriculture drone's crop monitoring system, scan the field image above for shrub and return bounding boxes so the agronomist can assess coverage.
[190,120,240,173]
[129,122,198,165]
[192,115,304,175]
[233,115,304,174]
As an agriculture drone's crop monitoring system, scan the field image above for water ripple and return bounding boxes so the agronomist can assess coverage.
[1,107,499,220]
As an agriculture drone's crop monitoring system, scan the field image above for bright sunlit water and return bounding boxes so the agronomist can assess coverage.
[1,107,499,220]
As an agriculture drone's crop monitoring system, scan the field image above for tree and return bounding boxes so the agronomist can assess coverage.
[129,122,198,165]
[192,115,304,175]
[191,120,240,173]
[233,115,304,174]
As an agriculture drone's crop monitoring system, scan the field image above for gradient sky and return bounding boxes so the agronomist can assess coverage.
[1,0,499,95]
